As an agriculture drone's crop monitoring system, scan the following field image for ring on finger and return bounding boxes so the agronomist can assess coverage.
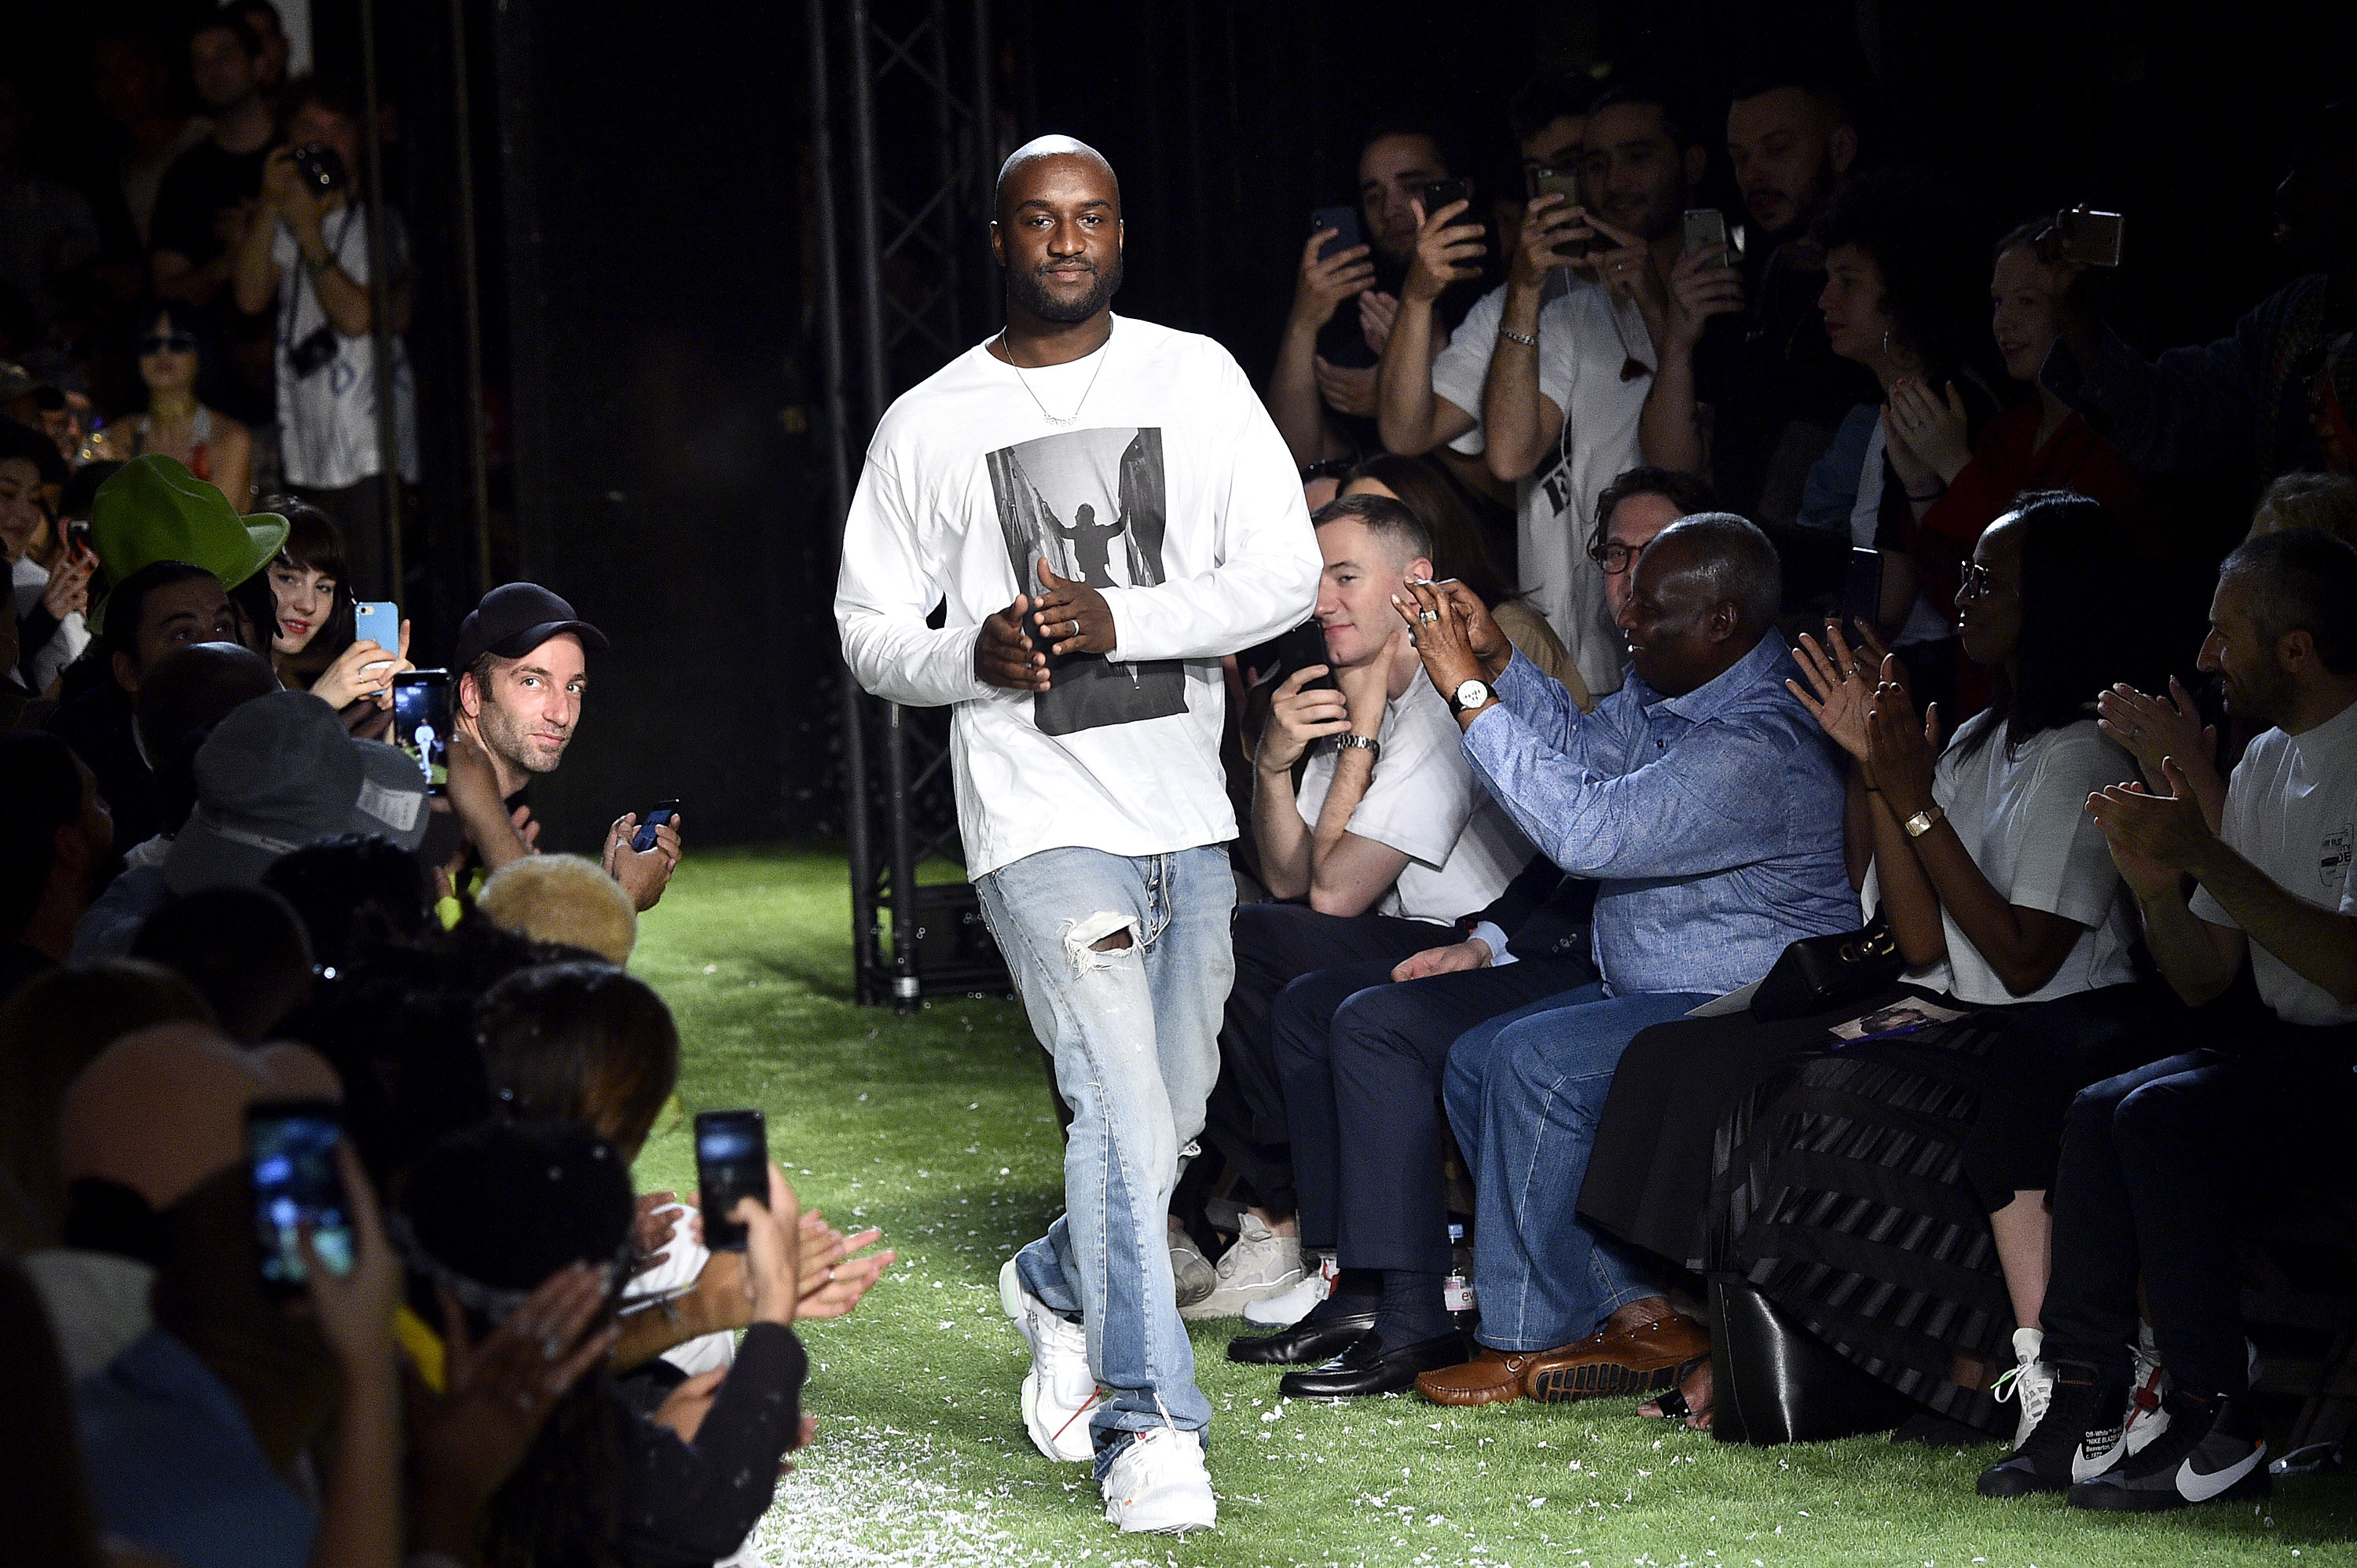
[1419,609,1439,625]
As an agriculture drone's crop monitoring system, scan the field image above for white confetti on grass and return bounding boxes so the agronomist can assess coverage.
[740,1420,1070,1568]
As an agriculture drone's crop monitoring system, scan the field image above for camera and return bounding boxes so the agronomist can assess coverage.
[2050,206,2124,268]
[291,142,348,195]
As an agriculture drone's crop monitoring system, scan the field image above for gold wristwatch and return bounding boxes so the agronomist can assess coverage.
[1903,804,1946,838]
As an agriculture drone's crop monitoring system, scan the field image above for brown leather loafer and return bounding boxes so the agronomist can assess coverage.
[1523,1313,1710,1404]
[1415,1346,1542,1406]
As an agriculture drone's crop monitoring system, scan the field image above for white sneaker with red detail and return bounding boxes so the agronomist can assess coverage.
[999,1256,1098,1463]
[1101,1424,1216,1535]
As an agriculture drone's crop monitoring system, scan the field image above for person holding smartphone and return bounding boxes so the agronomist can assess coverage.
[836,136,1319,1537]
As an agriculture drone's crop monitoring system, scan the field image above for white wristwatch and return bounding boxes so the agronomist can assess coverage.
[1450,678,1493,715]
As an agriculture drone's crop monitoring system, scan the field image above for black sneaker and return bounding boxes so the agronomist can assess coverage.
[2068,1390,2268,1511]
[1977,1365,2128,1497]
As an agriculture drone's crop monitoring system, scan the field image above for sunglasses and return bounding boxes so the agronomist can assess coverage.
[139,332,198,356]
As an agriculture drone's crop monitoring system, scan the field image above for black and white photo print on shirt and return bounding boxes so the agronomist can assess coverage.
[985,427,1188,737]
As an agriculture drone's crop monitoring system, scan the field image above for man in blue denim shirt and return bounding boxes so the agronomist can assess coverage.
[1401,513,1856,1406]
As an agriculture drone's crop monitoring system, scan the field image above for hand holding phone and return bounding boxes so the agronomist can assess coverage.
[695,1109,768,1252]
[352,600,400,666]
[1419,178,1473,229]
[1310,204,1364,263]
[1529,167,1589,261]
[249,1099,354,1290]
[393,669,453,793]
[1842,548,1886,641]
[631,800,680,853]
[1681,208,1735,267]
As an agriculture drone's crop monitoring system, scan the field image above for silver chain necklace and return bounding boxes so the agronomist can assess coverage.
[998,325,1111,426]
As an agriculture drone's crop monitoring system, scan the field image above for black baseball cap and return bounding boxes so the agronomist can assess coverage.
[452,582,610,672]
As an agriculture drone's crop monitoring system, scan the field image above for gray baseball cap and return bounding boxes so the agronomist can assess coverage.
[163,691,433,896]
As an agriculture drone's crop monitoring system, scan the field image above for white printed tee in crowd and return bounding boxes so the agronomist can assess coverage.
[1294,675,1531,924]
[1864,714,2137,1006]
[835,316,1321,877]
[270,204,419,489]
[1433,277,1646,698]
[2190,696,2357,1026]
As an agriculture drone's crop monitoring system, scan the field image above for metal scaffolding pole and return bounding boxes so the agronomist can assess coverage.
[811,0,1006,1010]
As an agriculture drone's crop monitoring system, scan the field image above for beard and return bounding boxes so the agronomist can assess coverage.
[475,693,572,777]
[1004,250,1124,324]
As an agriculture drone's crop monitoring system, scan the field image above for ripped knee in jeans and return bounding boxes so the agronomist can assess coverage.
[1062,911,1138,973]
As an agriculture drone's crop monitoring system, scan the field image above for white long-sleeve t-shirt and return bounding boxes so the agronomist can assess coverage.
[834,316,1321,877]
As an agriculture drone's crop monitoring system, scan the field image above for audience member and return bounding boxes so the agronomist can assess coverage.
[3,414,91,697]
[4,1252,115,1568]
[1274,123,1486,467]
[1479,81,1706,694]
[0,959,211,1254]
[0,731,113,1003]
[75,688,429,961]
[260,834,433,975]
[90,20,215,250]
[1384,516,1854,1406]
[231,75,418,595]
[478,852,640,964]
[123,639,281,866]
[431,581,684,911]
[150,13,279,311]
[130,885,317,1044]
[114,302,256,510]
[1189,495,1527,1319]
[1982,528,2357,1508]
[231,2,295,104]
[1798,168,2000,713]
[71,1026,404,1568]
[1644,71,1872,529]
[1338,452,1575,691]
[2041,102,2357,497]
[258,494,412,712]
[1495,75,1593,258]
[397,1119,810,1566]
[2249,467,2357,543]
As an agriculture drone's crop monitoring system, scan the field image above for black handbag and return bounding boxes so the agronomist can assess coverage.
[1748,914,1904,1022]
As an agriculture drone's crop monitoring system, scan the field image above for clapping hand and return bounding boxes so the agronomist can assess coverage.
[2096,677,2225,833]
[1312,357,1379,417]
[794,1207,895,1320]
[2086,761,2212,896]
[1863,664,1942,818]
[1883,377,1972,489]
[1788,617,1879,769]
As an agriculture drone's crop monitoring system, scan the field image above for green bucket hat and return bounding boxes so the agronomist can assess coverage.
[90,455,288,635]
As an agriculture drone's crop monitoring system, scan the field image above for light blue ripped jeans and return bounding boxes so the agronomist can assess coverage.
[974,844,1233,1473]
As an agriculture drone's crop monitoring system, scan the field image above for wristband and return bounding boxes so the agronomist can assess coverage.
[1497,327,1538,348]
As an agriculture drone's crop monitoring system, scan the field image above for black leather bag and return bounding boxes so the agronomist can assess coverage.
[1748,915,1904,1022]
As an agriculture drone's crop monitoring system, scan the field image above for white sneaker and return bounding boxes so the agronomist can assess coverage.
[1169,1224,1216,1310]
[999,1257,1098,1463]
[1242,1254,1334,1327]
[2124,1324,2171,1455]
[1991,1325,2055,1451]
[1100,1425,1216,1535]
[1181,1214,1304,1321]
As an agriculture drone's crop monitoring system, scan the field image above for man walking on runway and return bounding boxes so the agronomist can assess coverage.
[834,135,1320,1535]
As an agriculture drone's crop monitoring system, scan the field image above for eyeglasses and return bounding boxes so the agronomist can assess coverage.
[139,332,198,356]
[1959,561,1999,599]
[1588,540,1643,575]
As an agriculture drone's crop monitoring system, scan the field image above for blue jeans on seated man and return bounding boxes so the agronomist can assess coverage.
[1444,983,1713,1352]
[975,844,1233,1473]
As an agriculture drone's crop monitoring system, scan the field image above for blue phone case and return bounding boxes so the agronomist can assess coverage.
[353,602,398,655]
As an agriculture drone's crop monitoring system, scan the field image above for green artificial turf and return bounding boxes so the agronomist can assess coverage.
[631,844,2357,1568]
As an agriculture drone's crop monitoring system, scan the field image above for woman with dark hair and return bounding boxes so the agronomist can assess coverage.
[255,494,406,712]
[111,302,254,511]
[1802,168,2007,717]
[1340,452,1579,694]
[1578,492,2174,1439]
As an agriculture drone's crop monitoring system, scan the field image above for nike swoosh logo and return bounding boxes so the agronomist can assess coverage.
[2072,1430,2125,1483]
[2176,1442,2265,1502]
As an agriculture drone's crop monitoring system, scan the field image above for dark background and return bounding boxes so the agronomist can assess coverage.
[13,0,2357,850]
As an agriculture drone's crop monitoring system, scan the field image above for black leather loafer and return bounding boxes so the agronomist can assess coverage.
[1226,1309,1377,1366]
[1280,1331,1468,1398]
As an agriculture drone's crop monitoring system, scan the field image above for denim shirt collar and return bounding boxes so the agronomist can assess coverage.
[1630,632,1790,727]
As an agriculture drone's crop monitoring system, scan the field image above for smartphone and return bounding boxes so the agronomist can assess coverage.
[391,669,452,793]
[1682,208,1732,266]
[631,800,680,853]
[1310,204,1363,262]
[1841,548,1885,641]
[1529,167,1589,261]
[352,600,399,662]
[2054,207,2124,268]
[248,1099,353,1291]
[695,1108,768,1252]
[1420,178,1472,223]
[1238,618,1339,694]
